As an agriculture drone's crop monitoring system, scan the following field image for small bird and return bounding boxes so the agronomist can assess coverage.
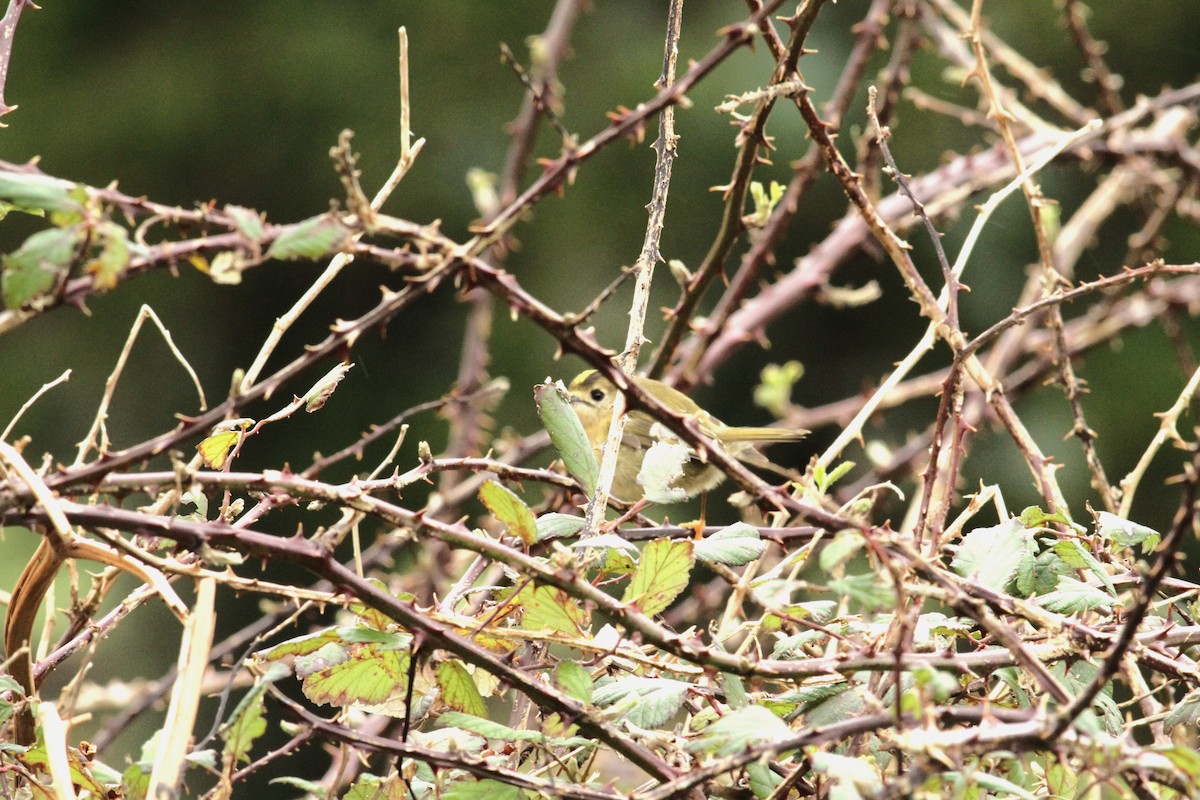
[567,369,807,502]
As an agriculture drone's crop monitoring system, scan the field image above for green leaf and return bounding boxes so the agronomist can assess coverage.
[2,226,80,309]
[636,440,690,504]
[266,214,347,260]
[220,662,287,765]
[534,380,598,495]
[1052,539,1116,596]
[1156,743,1200,781]
[960,771,1039,800]
[511,583,587,635]
[225,204,265,241]
[747,760,783,799]
[436,660,487,717]
[1095,511,1161,553]
[1020,505,1082,532]
[569,533,639,556]
[571,534,638,575]
[694,523,767,566]
[0,172,79,214]
[296,641,408,708]
[622,538,694,616]
[722,673,748,710]
[754,359,804,417]
[342,774,407,800]
[122,761,151,800]
[686,705,792,756]
[1015,548,1069,597]
[555,660,593,703]
[828,572,895,612]
[951,517,1031,591]
[441,778,523,800]
[1164,688,1200,730]
[794,681,864,728]
[1037,575,1116,614]
[819,529,865,572]
[268,776,327,794]
[811,460,854,495]
[535,513,585,541]
[438,712,589,748]
[592,677,690,728]
[258,627,343,660]
[440,712,542,741]
[747,180,786,227]
[479,480,537,545]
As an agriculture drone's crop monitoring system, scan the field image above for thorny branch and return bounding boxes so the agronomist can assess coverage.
[2,2,1200,799]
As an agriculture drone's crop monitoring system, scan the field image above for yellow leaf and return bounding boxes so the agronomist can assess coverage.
[622,538,694,616]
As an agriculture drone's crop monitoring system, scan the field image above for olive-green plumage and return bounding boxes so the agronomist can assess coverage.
[566,369,806,501]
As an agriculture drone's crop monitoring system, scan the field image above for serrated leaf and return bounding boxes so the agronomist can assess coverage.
[3,226,80,309]
[1015,548,1069,597]
[511,583,587,635]
[258,627,343,660]
[436,660,487,717]
[798,682,864,727]
[685,705,792,756]
[951,517,1031,590]
[535,380,598,495]
[1095,512,1161,553]
[536,513,585,541]
[592,677,690,728]
[1037,576,1116,614]
[556,661,593,703]
[637,440,690,504]
[479,480,537,545]
[299,642,408,708]
[622,538,693,616]
[1052,539,1115,596]
[196,430,241,469]
[267,214,347,260]
[694,523,767,566]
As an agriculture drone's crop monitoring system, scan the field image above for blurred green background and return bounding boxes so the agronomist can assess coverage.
[1,0,1197,786]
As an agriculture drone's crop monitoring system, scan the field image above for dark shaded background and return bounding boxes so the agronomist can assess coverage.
[1,0,1197,786]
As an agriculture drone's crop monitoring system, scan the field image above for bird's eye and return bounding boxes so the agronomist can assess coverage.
[590,389,605,402]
